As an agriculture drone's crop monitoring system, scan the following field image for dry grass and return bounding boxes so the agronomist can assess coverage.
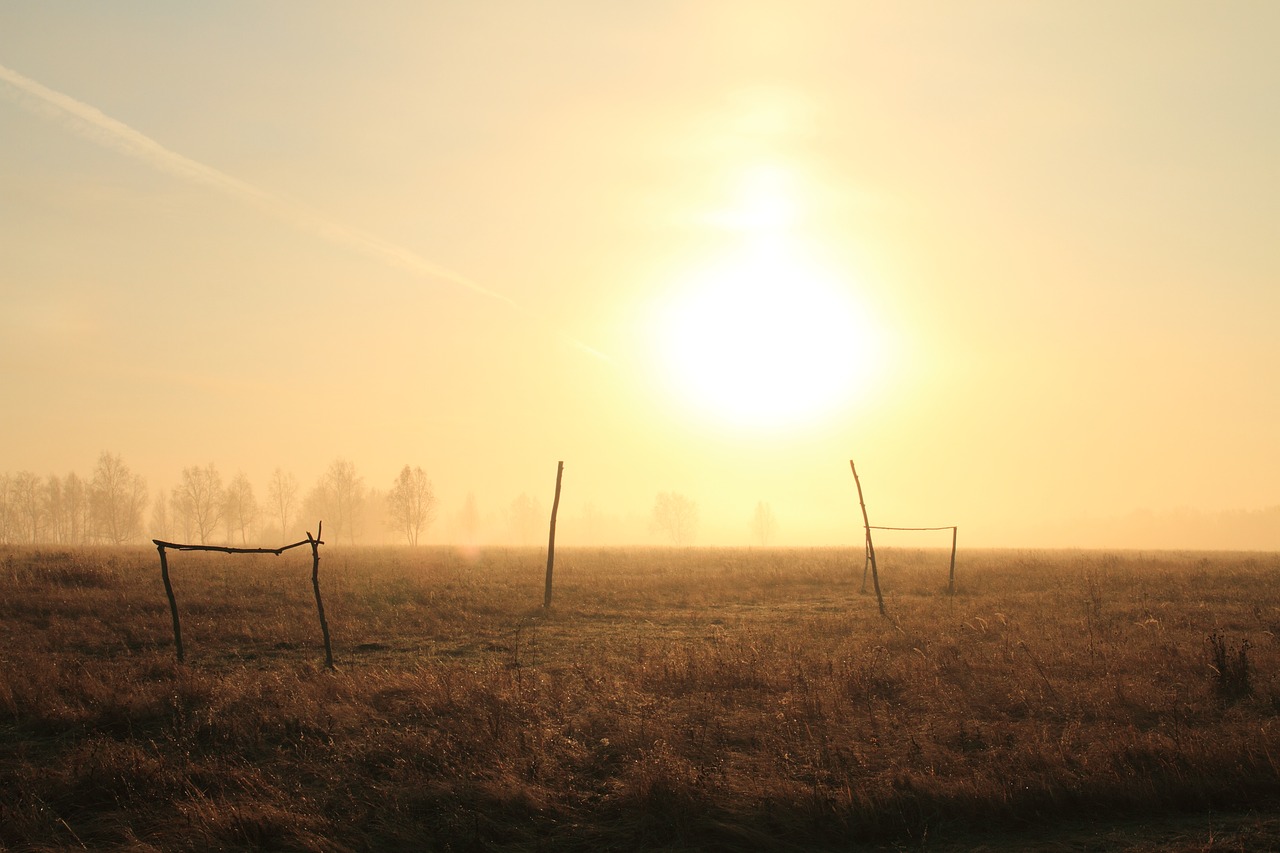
[2,544,1280,850]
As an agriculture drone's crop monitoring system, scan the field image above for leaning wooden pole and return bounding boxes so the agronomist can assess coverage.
[308,522,334,669]
[948,526,958,594]
[157,543,184,663]
[850,460,886,616]
[543,461,565,609]
[860,528,872,593]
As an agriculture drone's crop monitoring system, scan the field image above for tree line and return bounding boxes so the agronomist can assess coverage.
[0,453,437,548]
[0,452,779,547]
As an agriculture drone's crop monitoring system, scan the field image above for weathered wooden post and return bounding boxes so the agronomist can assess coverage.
[543,461,564,609]
[156,542,184,663]
[850,460,886,616]
[308,522,334,669]
[860,528,872,593]
[948,526,958,594]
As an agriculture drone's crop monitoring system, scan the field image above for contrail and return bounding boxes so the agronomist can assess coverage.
[0,62,609,361]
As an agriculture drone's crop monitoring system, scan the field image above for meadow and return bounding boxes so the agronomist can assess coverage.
[2,544,1280,851]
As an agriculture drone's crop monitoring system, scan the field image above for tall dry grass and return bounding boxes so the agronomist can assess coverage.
[2,545,1279,850]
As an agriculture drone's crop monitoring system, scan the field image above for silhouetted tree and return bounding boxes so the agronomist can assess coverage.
[328,459,364,545]
[304,459,364,545]
[267,468,299,539]
[173,463,224,545]
[63,472,88,545]
[362,487,390,545]
[301,482,333,541]
[224,472,258,545]
[387,465,437,546]
[149,490,172,541]
[41,475,62,544]
[169,487,193,542]
[650,491,698,545]
[749,500,777,546]
[90,452,148,544]
[0,474,17,545]
[13,471,41,544]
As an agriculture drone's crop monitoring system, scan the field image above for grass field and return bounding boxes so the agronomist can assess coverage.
[2,544,1280,851]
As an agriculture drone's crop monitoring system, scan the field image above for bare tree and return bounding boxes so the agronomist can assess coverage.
[508,493,543,546]
[303,459,364,545]
[173,463,225,545]
[749,500,777,546]
[169,486,194,542]
[301,480,334,541]
[41,475,64,544]
[328,459,364,545]
[90,452,148,544]
[149,490,172,541]
[267,468,299,539]
[650,491,699,546]
[386,465,437,546]
[224,472,258,545]
[363,487,390,545]
[12,471,41,544]
[63,472,88,545]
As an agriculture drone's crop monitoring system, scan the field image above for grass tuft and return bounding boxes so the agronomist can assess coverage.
[1207,632,1253,701]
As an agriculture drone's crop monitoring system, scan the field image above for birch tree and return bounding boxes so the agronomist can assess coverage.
[386,465,437,546]
[12,471,42,544]
[63,472,88,545]
[304,459,364,545]
[650,492,698,546]
[90,452,148,544]
[173,463,224,544]
[224,472,258,545]
[749,501,777,546]
[267,468,299,539]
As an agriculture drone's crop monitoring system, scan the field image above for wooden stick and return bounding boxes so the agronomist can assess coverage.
[152,533,331,665]
[151,538,312,555]
[157,544,184,663]
[543,461,564,609]
[850,461,886,616]
[308,522,334,669]
[948,526,958,594]
[860,524,957,593]
[860,528,871,593]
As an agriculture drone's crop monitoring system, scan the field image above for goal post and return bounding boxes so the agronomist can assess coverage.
[850,459,958,601]
[865,525,958,594]
[152,524,333,668]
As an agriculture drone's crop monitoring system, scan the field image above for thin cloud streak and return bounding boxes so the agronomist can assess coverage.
[0,62,609,360]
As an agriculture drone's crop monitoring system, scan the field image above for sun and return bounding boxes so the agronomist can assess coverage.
[654,235,882,431]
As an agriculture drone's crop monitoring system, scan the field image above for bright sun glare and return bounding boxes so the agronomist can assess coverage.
[656,235,880,431]
[652,157,883,431]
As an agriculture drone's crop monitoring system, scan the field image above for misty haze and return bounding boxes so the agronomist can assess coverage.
[3,3,1280,850]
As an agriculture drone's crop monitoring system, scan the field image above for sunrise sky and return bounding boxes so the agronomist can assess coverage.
[2,3,1277,547]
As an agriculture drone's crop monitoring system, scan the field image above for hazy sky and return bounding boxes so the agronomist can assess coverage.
[3,2,1278,547]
